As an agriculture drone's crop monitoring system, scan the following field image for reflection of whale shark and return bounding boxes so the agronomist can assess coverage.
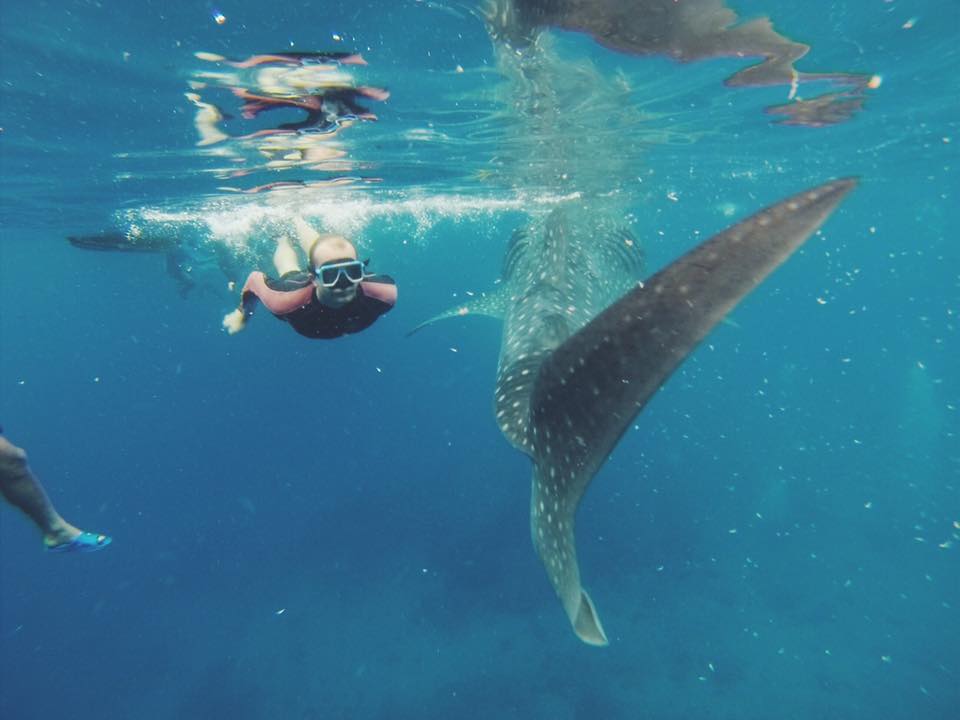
[415,178,856,645]
[489,0,872,126]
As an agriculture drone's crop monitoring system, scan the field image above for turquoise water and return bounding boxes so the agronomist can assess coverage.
[1,1,957,718]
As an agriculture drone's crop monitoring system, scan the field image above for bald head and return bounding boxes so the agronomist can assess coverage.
[309,234,357,269]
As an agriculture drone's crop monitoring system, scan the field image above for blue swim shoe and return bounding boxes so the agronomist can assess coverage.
[47,531,112,553]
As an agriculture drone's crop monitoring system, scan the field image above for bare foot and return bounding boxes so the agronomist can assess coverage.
[43,520,83,548]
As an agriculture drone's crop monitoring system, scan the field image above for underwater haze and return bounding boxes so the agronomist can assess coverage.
[1,1,957,719]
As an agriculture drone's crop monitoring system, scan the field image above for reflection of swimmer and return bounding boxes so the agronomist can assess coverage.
[195,50,368,69]
[232,86,386,132]
[0,431,112,553]
[193,50,385,101]
[216,177,369,193]
[186,92,231,146]
[222,216,396,339]
[185,49,389,178]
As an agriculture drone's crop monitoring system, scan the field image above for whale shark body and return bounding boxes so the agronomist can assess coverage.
[413,0,862,645]
[416,179,856,645]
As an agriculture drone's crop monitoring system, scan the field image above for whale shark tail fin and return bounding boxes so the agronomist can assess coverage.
[573,589,608,646]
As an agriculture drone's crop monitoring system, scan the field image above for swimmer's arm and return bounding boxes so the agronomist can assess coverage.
[223,271,315,334]
[360,275,398,307]
[222,272,266,335]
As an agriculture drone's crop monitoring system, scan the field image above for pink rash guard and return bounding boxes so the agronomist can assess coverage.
[240,271,314,315]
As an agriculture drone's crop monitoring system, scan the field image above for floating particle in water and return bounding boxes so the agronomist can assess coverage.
[212,10,226,25]
[718,202,737,217]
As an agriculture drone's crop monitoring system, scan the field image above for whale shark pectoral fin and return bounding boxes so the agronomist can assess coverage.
[527,178,857,644]
[406,288,508,337]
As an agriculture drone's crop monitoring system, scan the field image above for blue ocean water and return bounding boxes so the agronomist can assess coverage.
[0,1,957,718]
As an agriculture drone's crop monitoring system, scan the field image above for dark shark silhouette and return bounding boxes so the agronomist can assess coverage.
[413,178,857,644]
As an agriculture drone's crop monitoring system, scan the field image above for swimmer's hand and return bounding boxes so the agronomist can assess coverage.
[222,308,247,335]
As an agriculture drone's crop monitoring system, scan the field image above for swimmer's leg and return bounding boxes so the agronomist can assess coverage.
[292,215,320,255]
[272,236,302,276]
[0,436,110,551]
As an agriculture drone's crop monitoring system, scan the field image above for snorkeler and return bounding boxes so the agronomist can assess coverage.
[0,431,112,553]
[222,216,396,339]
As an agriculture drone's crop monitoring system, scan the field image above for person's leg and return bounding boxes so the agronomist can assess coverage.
[292,215,320,255]
[272,235,302,276]
[0,437,79,547]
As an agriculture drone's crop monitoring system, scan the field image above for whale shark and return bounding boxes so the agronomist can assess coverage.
[415,178,857,646]
[410,0,862,645]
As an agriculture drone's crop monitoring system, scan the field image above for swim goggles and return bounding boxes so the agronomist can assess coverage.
[314,258,369,287]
